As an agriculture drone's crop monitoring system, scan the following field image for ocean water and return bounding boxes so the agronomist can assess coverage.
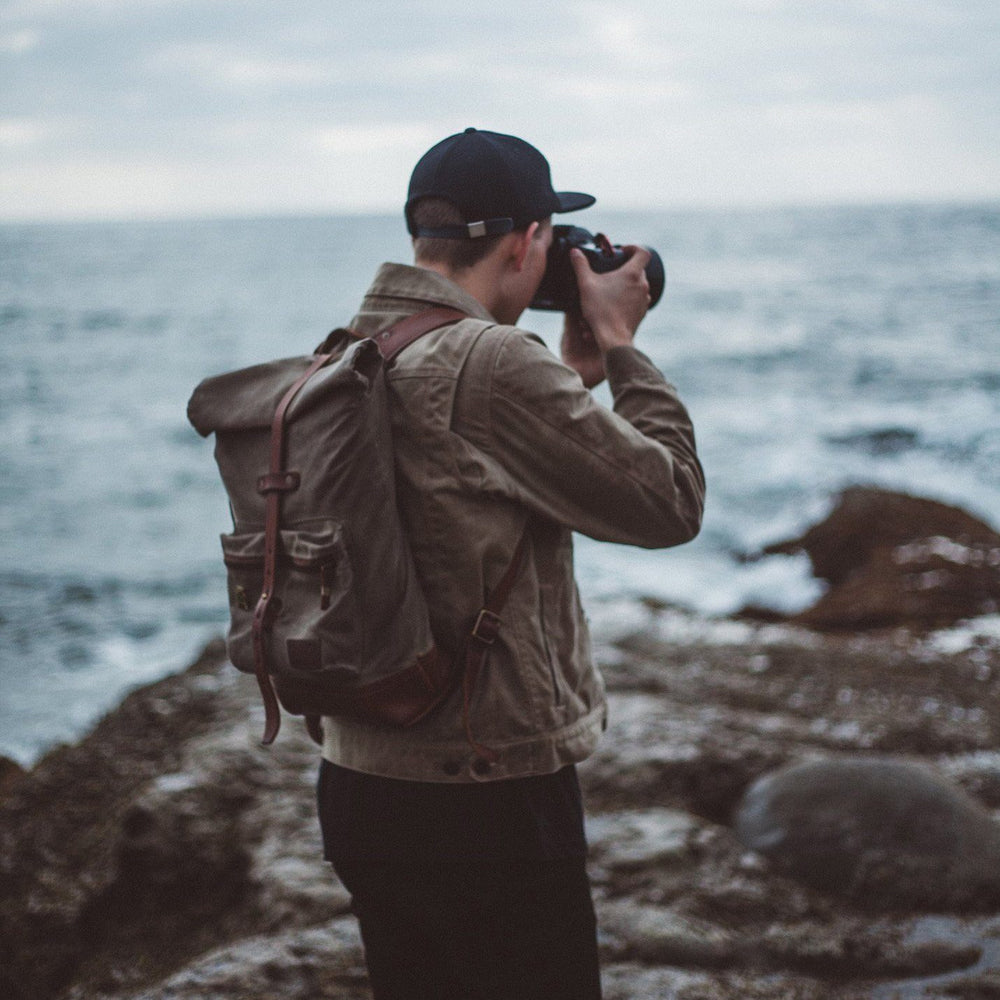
[2,204,998,764]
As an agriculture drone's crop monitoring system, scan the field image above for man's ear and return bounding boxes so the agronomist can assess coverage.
[511,221,540,272]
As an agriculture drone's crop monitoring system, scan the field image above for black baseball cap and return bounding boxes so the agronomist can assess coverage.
[405,127,595,239]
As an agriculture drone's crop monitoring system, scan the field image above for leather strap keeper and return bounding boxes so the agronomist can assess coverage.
[257,471,301,494]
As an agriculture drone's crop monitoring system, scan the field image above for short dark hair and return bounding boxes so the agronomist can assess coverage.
[411,197,515,271]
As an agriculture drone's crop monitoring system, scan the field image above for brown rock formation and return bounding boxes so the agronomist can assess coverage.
[762,487,1000,630]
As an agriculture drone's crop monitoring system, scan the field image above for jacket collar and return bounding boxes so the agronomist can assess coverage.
[352,263,496,332]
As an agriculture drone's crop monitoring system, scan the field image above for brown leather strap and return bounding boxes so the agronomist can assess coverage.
[372,307,468,362]
[462,525,532,763]
[253,351,333,745]
[251,308,466,745]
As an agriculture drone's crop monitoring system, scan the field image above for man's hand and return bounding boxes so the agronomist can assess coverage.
[560,312,606,389]
[560,246,652,387]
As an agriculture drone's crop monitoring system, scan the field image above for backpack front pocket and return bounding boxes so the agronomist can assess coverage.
[219,523,361,681]
[277,524,361,679]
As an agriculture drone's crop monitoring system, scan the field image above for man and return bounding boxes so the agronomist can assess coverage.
[316,127,705,1000]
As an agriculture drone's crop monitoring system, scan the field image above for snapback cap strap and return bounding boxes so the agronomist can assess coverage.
[412,217,515,240]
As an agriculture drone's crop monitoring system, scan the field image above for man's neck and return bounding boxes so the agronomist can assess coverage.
[414,259,520,325]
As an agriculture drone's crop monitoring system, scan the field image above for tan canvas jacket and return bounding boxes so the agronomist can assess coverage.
[320,262,705,782]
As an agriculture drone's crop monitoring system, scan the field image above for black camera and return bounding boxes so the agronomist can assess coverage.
[530,225,665,312]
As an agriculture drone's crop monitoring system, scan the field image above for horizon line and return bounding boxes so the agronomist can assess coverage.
[2,194,999,228]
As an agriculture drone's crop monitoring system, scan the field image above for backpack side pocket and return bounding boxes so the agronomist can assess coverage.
[220,530,266,674]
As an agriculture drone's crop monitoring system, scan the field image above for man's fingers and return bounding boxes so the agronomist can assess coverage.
[572,245,651,273]
[621,245,652,272]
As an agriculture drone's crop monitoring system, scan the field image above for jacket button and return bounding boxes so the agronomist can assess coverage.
[472,758,493,776]
[442,760,462,777]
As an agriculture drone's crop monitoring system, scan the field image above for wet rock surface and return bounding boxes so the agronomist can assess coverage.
[4,490,1000,998]
[3,611,1000,1000]
[0,640,350,1000]
[582,609,1000,998]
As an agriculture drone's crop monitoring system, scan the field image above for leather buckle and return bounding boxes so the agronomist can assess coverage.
[470,609,501,645]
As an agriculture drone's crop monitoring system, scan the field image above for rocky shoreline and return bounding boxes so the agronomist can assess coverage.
[4,488,1000,1000]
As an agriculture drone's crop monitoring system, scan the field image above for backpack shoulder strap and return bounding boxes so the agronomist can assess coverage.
[461,524,531,764]
[446,323,536,763]
[374,307,467,361]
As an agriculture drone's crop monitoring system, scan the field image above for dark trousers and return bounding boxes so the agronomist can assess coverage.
[317,760,602,1000]
[333,857,602,1000]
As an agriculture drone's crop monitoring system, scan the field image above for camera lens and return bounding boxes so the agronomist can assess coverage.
[529,226,664,312]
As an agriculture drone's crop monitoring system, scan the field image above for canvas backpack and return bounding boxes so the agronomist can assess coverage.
[187,308,527,749]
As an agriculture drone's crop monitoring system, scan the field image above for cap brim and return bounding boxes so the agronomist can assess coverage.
[554,191,596,214]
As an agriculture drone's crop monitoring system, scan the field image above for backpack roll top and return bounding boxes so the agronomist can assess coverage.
[187,338,382,438]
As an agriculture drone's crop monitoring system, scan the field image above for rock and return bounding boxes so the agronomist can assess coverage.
[0,639,237,1000]
[101,920,368,1000]
[765,488,1000,586]
[587,808,704,875]
[599,900,739,968]
[579,690,792,823]
[758,921,982,979]
[762,487,1000,631]
[601,965,866,1000]
[0,756,26,799]
[735,757,1000,911]
[79,768,258,962]
[0,639,345,1000]
[936,969,1000,998]
[937,752,1000,809]
[793,542,1000,632]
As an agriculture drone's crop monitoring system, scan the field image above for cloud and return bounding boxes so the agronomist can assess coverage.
[1,0,998,219]
[150,43,336,89]
[310,123,440,154]
[0,28,41,53]
[0,118,48,147]
[759,94,1000,200]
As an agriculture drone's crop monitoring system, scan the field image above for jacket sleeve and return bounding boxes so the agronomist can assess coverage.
[454,328,705,549]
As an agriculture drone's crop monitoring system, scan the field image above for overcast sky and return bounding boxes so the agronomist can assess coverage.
[2,0,998,221]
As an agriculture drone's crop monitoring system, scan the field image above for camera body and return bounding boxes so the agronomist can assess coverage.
[529,225,665,312]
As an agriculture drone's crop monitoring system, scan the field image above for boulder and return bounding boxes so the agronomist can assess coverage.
[762,487,1000,630]
[0,756,26,799]
[735,757,1000,911]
